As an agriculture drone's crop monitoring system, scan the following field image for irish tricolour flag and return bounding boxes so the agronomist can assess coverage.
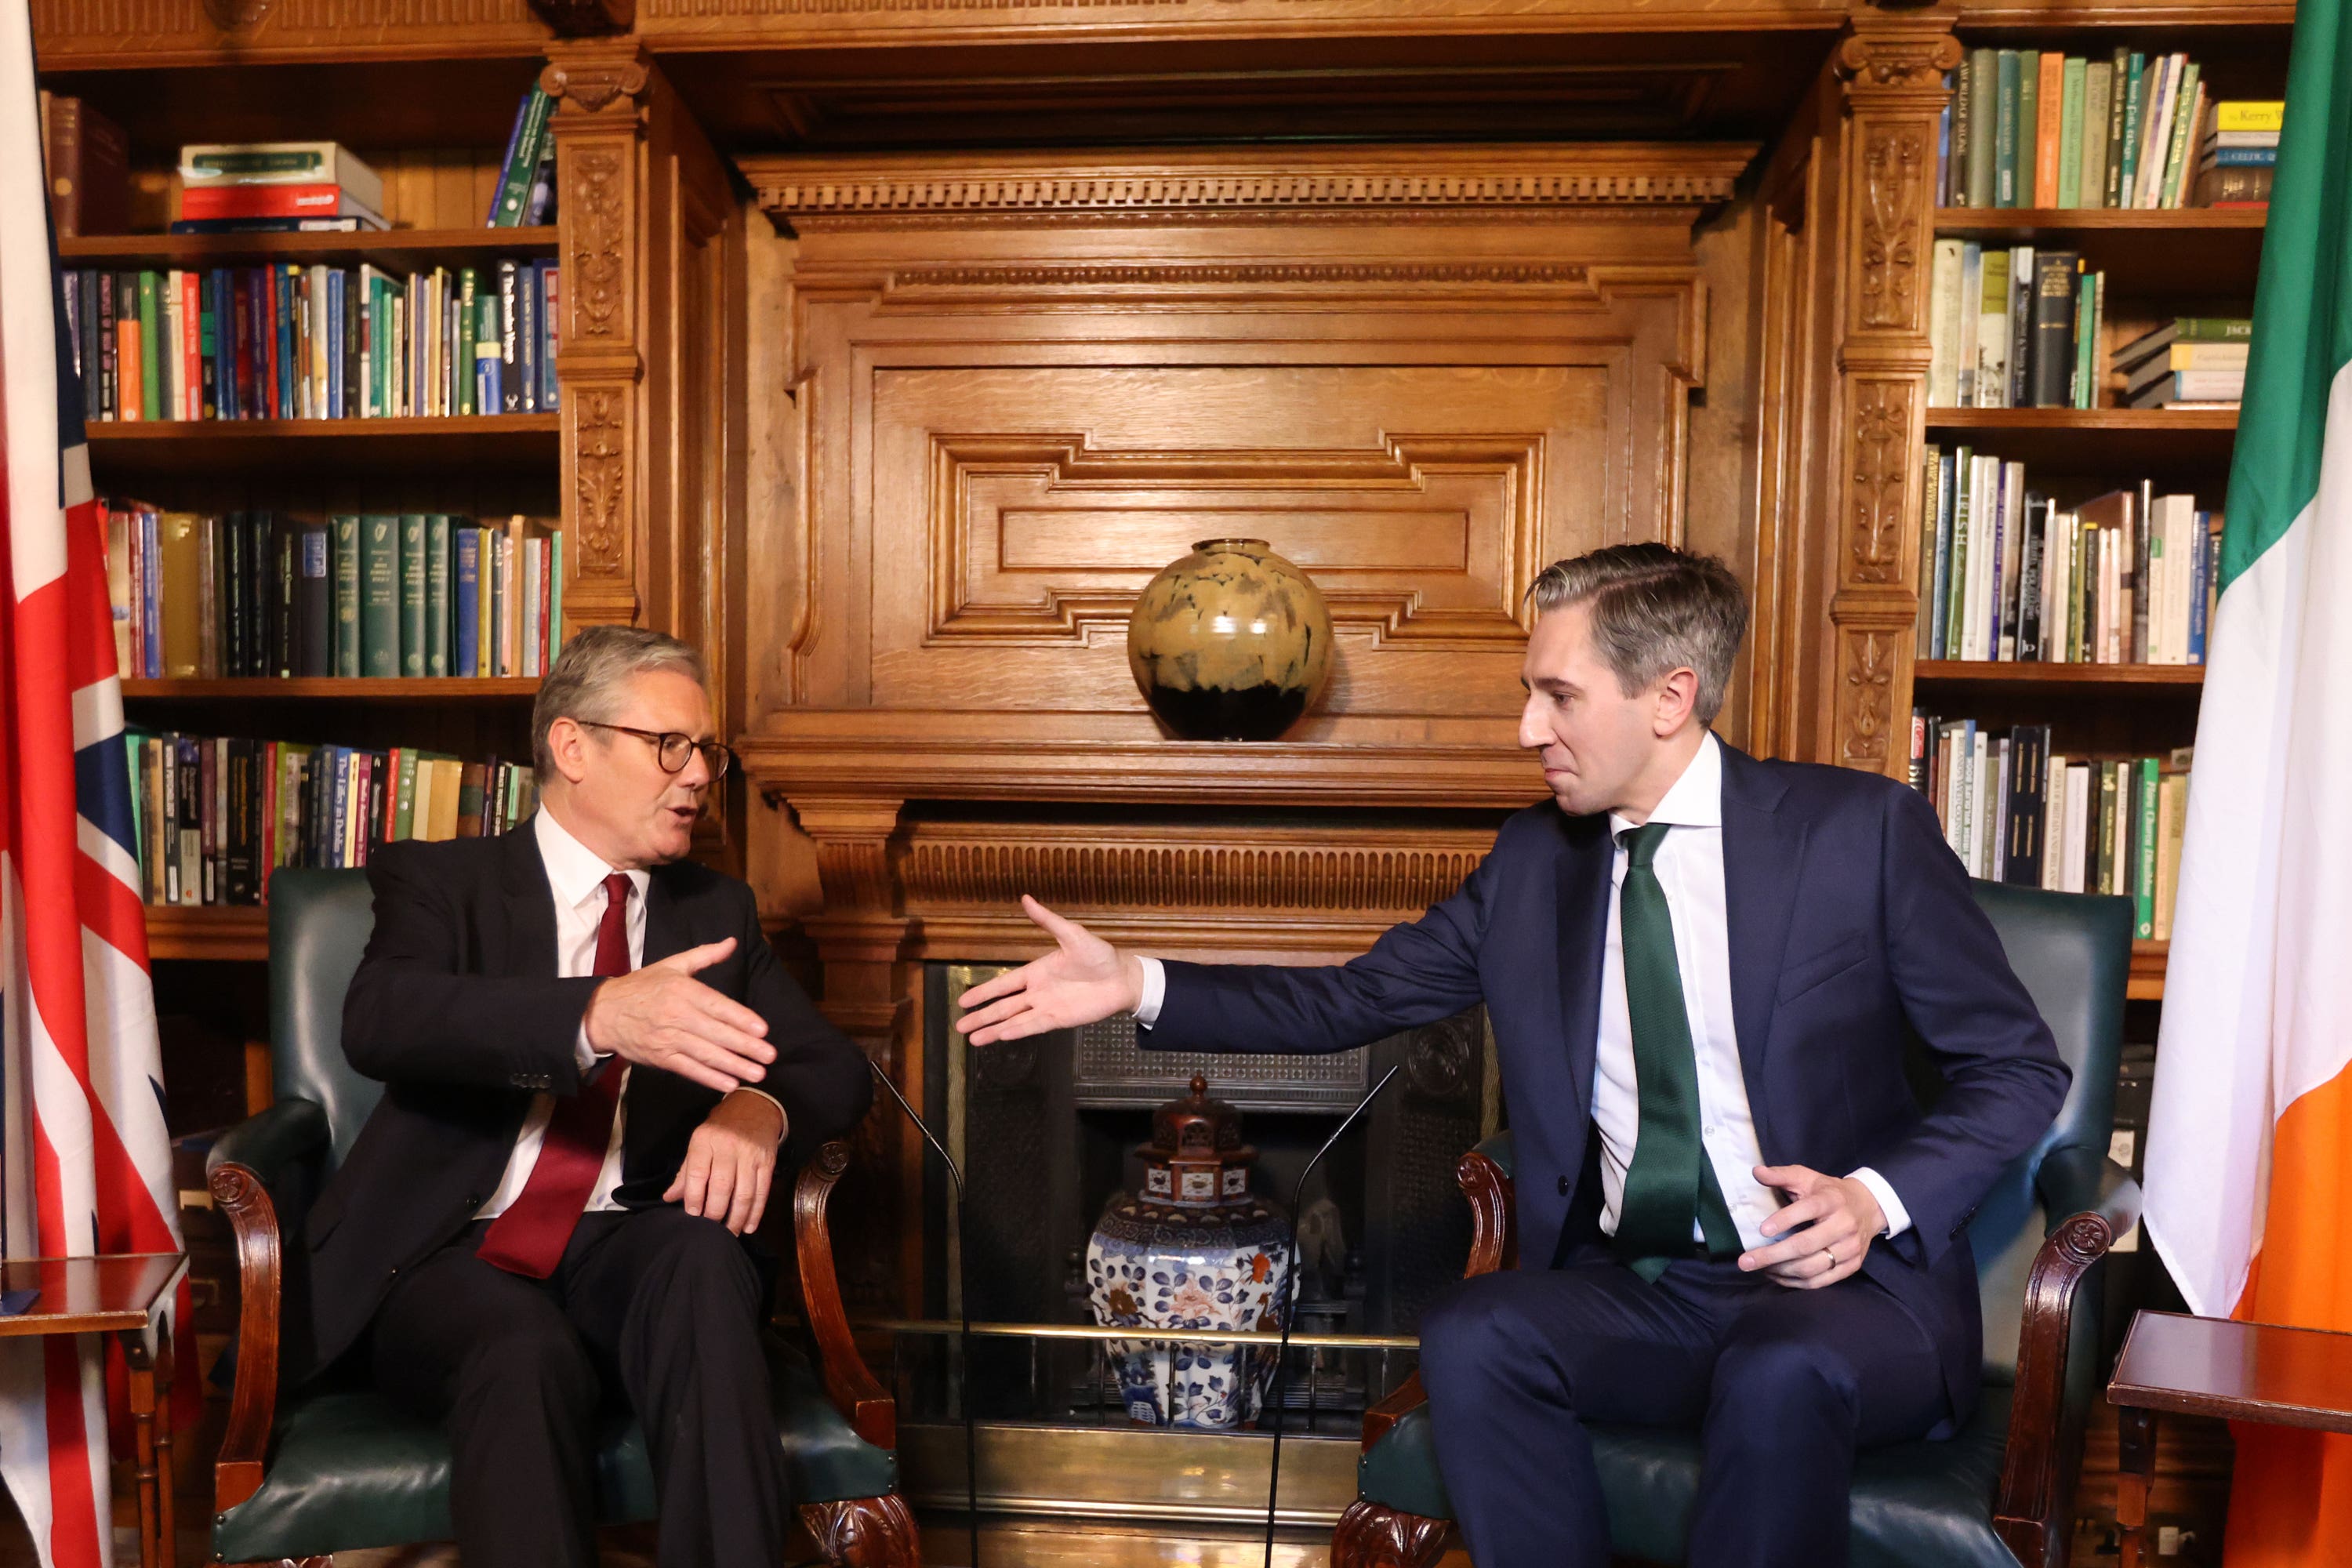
[2142,0,2352,1556]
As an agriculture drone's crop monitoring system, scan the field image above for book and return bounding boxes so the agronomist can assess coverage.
[2195,165,2275,207]
[2160,64,2204,208]
[42,96,129,238]
[2215,100,2285,132]
[177,141,385,212]
[2082,60,2114,209]
[425,512,452,677]
[2005,245,2034,408]
[1995,50,2023,207]
[179,183,388,226]
[2028,249,2078,408]
[490,88,554,228]
[1976,247,2011,408]
[2057,56,2085,209]
[2034,52,2063,206]
[1966,49,1999,208]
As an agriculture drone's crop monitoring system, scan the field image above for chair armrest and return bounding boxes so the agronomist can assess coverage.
[1992,1155,2142,1568]
[1461,1144,1518,1279]
[1361,1138,1517,1452]
[1471,1131,1515,1180]
[206,1098,328,1194]
[2035,1146,2143,1239]
[206,1104,332,1516]
[791,1141,897,1451]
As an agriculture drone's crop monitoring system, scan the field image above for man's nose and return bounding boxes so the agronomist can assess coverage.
[1518,696,1550,750]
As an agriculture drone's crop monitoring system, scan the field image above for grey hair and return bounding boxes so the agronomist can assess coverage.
[532,625,708,778]
[1526,544,1748,724]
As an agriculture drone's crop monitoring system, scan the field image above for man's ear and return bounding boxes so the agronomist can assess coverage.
[1653,667,1701,737]
[548,717,592,786]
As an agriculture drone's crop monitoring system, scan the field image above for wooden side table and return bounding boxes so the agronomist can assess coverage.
[0,1254,187,1568]
[2107,1308,2352,1568]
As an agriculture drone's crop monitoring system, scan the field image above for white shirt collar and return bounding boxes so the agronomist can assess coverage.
[533,806,650,911]
[1607,730,1722,844]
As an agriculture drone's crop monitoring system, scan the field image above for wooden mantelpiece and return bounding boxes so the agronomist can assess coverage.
[738,139,1746,1309]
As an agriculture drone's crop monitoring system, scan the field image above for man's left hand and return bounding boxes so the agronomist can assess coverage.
[1737,1164,1886,1290]
[664,1091,788,1235]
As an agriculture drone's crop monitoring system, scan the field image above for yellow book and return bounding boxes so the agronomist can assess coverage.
[2214,100,2285,132]
[429,758,463,842]
[157,511,205,678]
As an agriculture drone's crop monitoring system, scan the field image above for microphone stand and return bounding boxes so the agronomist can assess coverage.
[1262,1065,1402,1568]
[868,1058,982,1568]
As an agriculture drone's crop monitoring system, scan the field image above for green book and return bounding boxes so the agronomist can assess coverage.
[2103,49,2132,206]
[2176,317,2254,342]
[424,513,452,677]
[2093,763,2118,892]
[138,271,162,421]
[492,88,553,229]
[332,514,361,676]
[454,270,478,418]
[2057,57,2085,208]
[1994,52,2023,207]
[2073,268,2098,409]
[359,514,398,677]
[392,748,420,840]
[476,289,500,416]
[1967,49,1999,208]
[548,527,564,668]
[2118,53,2147,206]
[2082,61,2114,210]
[2135,758,2159,934]
[397,513,427,676]
[2015,51,2040,206]
[2158,61,2201,209]
[196,275,217,418]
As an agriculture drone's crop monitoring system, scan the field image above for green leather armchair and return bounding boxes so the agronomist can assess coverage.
[1334,881,2143,1568]
[204,868,916,1568]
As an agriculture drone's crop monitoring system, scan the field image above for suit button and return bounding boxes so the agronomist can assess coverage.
[1558,1176,1571,1196]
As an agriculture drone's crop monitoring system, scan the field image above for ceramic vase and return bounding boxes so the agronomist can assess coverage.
[1126,538,1334,742]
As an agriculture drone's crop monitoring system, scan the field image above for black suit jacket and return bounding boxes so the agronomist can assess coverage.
[294,816,872,1381]
[1146,742,2071,1424]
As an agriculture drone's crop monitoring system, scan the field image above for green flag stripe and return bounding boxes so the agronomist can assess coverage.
[2223,0,2352,591]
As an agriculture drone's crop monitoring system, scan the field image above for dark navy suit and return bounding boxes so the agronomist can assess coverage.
[1145,742,2069,1565]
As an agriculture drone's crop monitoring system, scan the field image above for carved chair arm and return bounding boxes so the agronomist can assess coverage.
[1991,1160,2143,1568]
[1359,1142,1519,1452]
[205,1100,328,1514]
[792,1140,898,1450]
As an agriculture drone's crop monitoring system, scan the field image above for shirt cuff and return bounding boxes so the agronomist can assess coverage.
[1849,1167,1911,1240]
[731,1086,790,1146]
[1134,956,1167,1028]
[574,1024,601,1076]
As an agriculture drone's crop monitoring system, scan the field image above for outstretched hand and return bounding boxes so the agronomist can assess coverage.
[954,895,1145,1045]
[583,937,775,1094]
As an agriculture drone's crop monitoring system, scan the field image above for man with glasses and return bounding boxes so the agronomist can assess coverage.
[300,625,872,1568]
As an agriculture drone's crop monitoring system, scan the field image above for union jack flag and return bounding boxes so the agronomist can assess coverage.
[0,2,189,1562]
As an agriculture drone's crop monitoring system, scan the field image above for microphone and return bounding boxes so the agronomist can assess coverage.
[866,1058,982,1568]
[1262,1064,1403,1568]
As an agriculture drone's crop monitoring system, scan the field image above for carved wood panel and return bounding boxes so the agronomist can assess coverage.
[33,0,551,63]
[742,143,1743,757]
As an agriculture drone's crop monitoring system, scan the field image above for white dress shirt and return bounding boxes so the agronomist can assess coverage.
[1136,732,1910,1249]
[477,809,782,1221]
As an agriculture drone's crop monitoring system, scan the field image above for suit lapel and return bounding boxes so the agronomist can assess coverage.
[641,868,687,967]
[1554,811,1613,1115]
[497,812,560,979]
[1718,745,1804,1144]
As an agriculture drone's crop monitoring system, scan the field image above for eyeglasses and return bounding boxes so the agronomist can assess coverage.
[575,720,732,779]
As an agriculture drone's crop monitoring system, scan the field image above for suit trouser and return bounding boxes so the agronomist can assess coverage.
[371,1205,789,1568]
[1418,1249,1949,1568]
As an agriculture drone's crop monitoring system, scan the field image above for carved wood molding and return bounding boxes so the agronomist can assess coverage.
[33,0,551,64]
[1822,8,1952,778]
[902,818,1494,919]
[892,262,1599,292]
[924,431,1543,650]
[741,713,1539,811]
[1330,1501,1453,1568]
[797,1494,920,1568]
[747,144,1756,223]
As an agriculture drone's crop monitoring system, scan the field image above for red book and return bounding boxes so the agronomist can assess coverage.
[178,183,382,221]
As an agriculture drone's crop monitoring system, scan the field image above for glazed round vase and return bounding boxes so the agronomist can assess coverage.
[1126,539,1334,742]
[1084,1076,1293,1430]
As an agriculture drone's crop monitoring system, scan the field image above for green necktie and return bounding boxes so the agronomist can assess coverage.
[1612,821,1742,1283]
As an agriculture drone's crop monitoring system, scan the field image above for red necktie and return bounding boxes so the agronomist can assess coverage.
[477,872,635,1278]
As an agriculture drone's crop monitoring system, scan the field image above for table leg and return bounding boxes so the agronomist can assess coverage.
[121,1329,158,1568]
[2116,1403,2156,1568]
[154,1315,176,1568]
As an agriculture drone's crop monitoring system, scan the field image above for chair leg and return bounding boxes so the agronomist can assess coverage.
[1331,1499,1451,1568]
[799,1494,920,1567]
